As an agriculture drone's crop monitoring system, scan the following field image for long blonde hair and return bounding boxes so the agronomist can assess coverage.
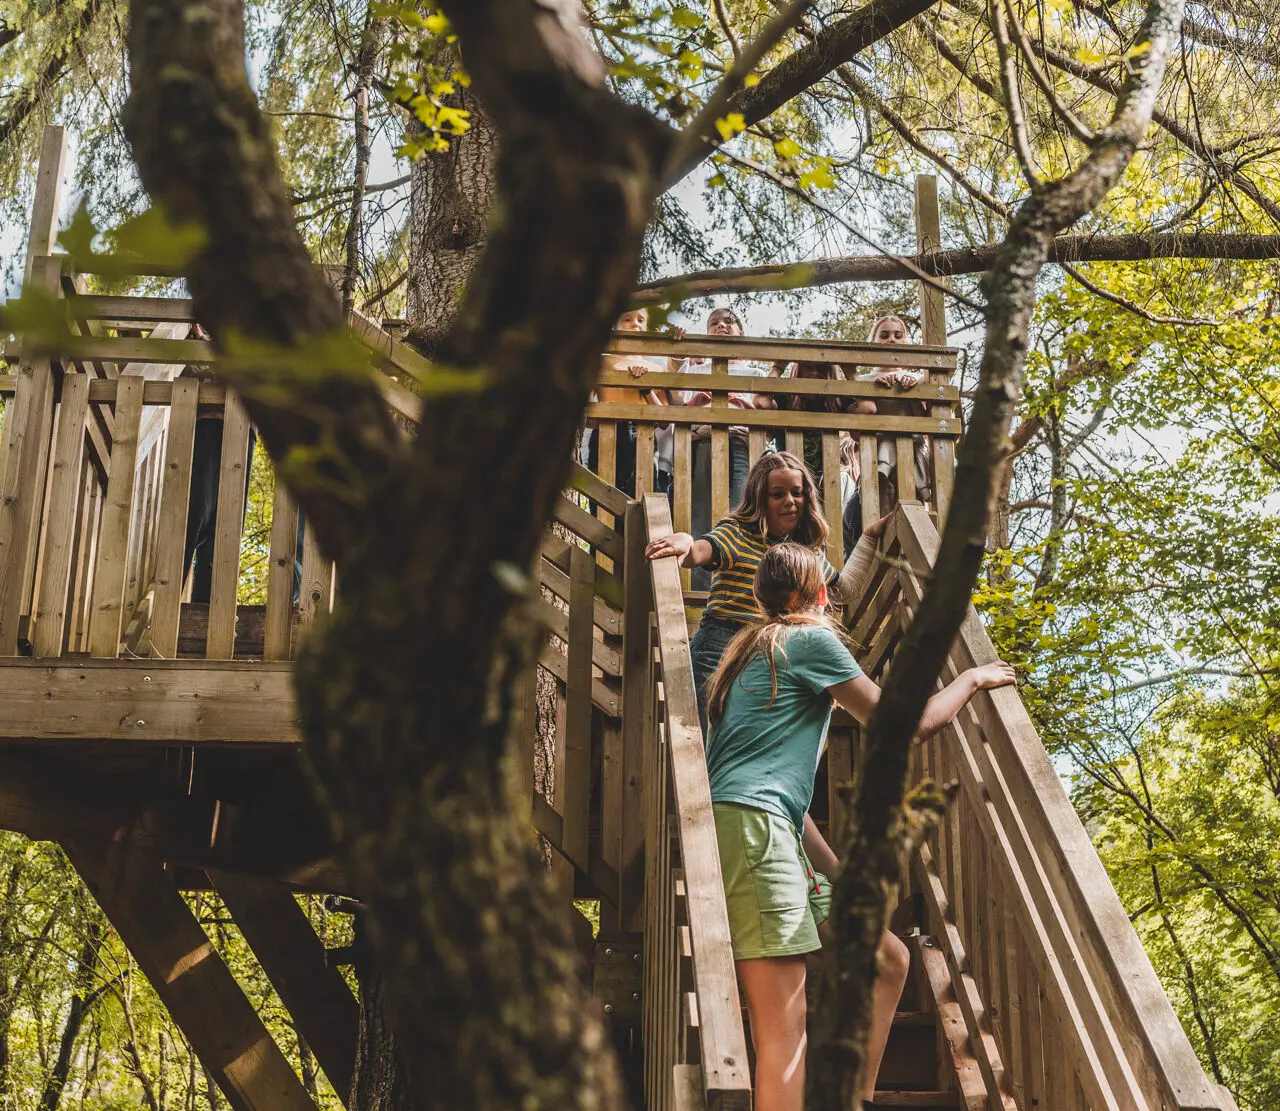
[730,451,829,549]
[706,544,841,725]
[866,314,910,342]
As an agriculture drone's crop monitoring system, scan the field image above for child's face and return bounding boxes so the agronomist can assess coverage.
[707,309,742,336]
[872,318,908,344]
[764,468,806,536]
[617,308,648,332]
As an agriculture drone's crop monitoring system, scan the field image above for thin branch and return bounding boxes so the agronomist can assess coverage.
[667,0,815,179]
[1061,261,1229,326]
[1101,665,1280,696]
[714,146,987,312]
[987,0,1043,187]
[1000,0,1096,143]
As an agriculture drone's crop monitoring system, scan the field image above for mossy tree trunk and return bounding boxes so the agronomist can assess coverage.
[122,1,668,1109]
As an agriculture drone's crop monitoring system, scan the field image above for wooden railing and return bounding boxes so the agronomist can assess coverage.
[587,332,961,587]
[843,504,1230,1111]
[637,494,751,1111]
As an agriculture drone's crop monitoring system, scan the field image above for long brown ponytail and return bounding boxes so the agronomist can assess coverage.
[706,544,841,726]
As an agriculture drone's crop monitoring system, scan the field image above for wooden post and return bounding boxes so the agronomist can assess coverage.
[263,478,299,660]
[24,125,69,284]
[149,380,199,658]
[563,544,595,868]
[211,873,357,1105]
[619,500,653,930]
[915,174,955,527]
[0,257,62,653]
[65,835,317,1111]
[206,394,252,659]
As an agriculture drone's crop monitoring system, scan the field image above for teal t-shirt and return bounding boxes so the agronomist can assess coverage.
[706,624,862,833]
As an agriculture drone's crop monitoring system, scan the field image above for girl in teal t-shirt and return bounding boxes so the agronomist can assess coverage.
[705,543,1015,1111]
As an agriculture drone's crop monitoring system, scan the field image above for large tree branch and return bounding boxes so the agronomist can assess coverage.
[662,0,942,187]
[635,230,1280,300]
[809,0,1189,1103]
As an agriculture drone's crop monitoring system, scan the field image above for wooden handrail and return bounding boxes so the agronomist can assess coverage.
[641,493,751,1111]
[876,504,1224,1111]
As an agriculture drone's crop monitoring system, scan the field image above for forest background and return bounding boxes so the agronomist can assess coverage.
[0,0,1277,1109]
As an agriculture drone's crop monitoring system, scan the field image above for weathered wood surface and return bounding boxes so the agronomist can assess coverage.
[0,659,299,743]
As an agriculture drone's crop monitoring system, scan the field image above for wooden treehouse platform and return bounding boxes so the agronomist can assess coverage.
[0,127,1235,1111]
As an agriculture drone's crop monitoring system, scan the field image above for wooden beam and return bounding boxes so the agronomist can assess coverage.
[212,873,357,1103]
[24,126,69,282]
[65,834,317,1111]
[0,658,299,743]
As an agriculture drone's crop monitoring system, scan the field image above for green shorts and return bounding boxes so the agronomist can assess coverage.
[713,802,831,961]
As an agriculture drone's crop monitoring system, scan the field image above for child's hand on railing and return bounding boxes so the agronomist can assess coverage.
[667,325,686,341]
[970,661,1017,691]
[863,514,892,541]
[894,371,923,391]
[626,363,651,378]
[646,532,694,561]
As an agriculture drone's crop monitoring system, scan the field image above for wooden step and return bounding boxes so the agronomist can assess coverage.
[878,1009,940,1090]
[870,1092,958,1108]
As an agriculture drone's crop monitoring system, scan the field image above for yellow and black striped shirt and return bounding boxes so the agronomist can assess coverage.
[702,518,839,624]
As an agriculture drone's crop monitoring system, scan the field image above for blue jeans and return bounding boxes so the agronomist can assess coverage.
[691,436,749,592]
[690,615,744,740]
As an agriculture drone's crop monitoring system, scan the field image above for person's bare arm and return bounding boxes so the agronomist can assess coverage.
[644,531,714,568]
[802,812,840,877]
[827,663,1016,736]
[832,514,890,602]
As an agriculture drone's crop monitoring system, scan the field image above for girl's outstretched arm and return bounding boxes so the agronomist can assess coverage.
[833,514,890,602]
[644,531,714,568]
[828,663,1015,737]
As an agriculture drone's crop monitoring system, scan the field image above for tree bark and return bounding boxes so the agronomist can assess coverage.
[405,41,499,353]
[635,231,1280,301]
[806,0,1189,1104]
[38,917,104,1111]
[122,5,668,1111]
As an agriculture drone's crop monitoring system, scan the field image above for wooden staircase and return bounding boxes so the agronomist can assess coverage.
[0,126,1238,1111]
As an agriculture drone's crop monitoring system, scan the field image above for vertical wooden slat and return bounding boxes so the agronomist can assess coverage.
[859,435,880,529]
[87,377,145,657]
[263,477,299,660]
[747,428,766,469]
[821,431,843,567]
[563,544,595,867]
[149,380,199,658]
[620,501,652,930]
[23,125,69,283]
[896,435,917,500]
[31,373,91,657]
[673,426,692,593]
[296,518,334,639]
[0,257,61,653]
[123,451,152,616]
[916,174,955,525]
[206,394,251,659]
[636,422,655,498]
[69,466,102,653]
[709,358,730,522]
[784,428,804,459]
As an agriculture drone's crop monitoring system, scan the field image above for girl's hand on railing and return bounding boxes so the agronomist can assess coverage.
[667,325,687,341]
[646,532,694,562]
[626,363,651,378]
[874,371,898,388]
[863,513,892,541]
[970,661,1017,691]
[895,371,923,391]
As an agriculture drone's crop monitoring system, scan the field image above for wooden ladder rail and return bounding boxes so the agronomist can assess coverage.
[868,503,1231,1111]
[639,494,751,1111]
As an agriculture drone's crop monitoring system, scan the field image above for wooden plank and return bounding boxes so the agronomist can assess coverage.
[68,464,101,652]
[916,938,990,1111]
[604,332,957,369]
[69,294,197,323]
[673,426,692,593]
[0,258,61,654]
[87,376,145,657]
[821,431,843,567]
[642,494,751,1102]
[0,658,299,743]
[597,369,960,402]
[539,546,623,635]
[212,873,357,1103]
[897,435,917,500]
[149,380,199,659]
[31,373,91,657]
[206,395,252,659]
[537,639,622,718]
[84,378,226,406]
[296,520,334,639]
[563,545,595,867]
[916,175,955,526]
[747,429,766,469]
[636,422,655,498]
[620,501,652,931]
[65,835,316,1111]
[13,335,216,366]
[709,357,730,522]
[585,404,961,435]
[24,127,69,281]
[534,596,622,675]
[552,494,625,564]
[567,459,630,517]
[860,435,881,529]
[263,479,299,660]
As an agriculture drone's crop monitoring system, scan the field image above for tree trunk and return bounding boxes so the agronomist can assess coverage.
[37,918,103,1111]
[405,41,498,352]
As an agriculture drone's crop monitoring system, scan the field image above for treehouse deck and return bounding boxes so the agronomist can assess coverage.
[0,127,1235,1111]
